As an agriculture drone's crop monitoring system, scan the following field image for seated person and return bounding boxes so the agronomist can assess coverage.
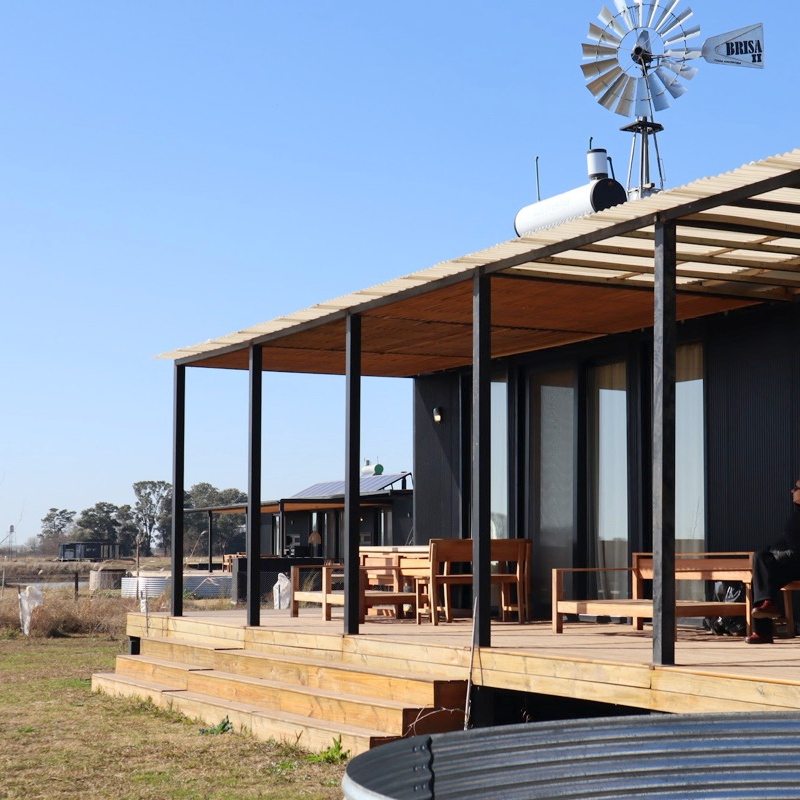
[746,480,800,644]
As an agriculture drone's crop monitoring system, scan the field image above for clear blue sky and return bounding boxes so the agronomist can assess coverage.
[0,1,792,548]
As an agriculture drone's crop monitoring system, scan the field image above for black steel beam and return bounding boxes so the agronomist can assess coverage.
[732,198,800,215]
[170,364,186,616]
[247,344,263,628]
[653,220,677,666]
[680,217,800,241]
[472,272,491,648]
[344,314,362,635]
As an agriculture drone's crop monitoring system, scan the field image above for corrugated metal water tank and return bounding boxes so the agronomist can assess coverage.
[120,575,231,599]
[343,712,800,800]
[89,568,127,591]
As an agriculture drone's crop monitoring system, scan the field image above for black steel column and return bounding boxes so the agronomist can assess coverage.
[247,344,263,628]
[653,219,677,666]
[170,364,186,616]
[344,314,362,635]
[207,510,214,573]
[472,272,491,648]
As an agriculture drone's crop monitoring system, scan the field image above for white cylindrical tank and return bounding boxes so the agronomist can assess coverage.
[586,147,609,179]
[514,178,627,236]
[514,146,627,237]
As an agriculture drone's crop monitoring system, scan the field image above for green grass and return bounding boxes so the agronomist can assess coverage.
[0,633,347,799]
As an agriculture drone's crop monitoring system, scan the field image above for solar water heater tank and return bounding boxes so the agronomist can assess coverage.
[514,147,627,236]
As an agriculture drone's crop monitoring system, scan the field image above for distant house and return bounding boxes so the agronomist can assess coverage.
[57,541,121,561]
[188,471,412,560]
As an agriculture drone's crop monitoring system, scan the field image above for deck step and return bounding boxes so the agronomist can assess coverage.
[92,672,394,756]
[186,666,457,735]
[139,635,467,707]
[111,616,470,749]
[111,653,462,735]
[243,635,472,679]
[113,654,212,689]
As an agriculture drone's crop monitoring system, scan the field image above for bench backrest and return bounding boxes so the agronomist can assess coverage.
[631,551,752,582]
[428,538,529,576]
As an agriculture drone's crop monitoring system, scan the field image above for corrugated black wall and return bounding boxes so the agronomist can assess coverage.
[413,373,465,543]
[705,304,800,551]
[412,302,800,557]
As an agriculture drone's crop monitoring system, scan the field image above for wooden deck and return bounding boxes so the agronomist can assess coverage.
[93,607,800,755]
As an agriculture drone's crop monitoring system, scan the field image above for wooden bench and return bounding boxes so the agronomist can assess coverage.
[416,538,530,625]
[552,551,753,634]
[289,546,429,621]
[778,581,800,637]
[221,552,245,573]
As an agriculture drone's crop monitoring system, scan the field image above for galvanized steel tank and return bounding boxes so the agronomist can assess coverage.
[89,567,126,591]
[120,574,232,599]
[343,712,800,799]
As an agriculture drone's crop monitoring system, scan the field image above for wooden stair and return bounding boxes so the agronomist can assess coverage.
[92,627,468,756]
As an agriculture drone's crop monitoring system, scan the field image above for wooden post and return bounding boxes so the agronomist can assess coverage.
[653,219,677,666]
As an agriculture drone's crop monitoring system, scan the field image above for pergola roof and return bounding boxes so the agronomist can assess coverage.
[159,149,800,378]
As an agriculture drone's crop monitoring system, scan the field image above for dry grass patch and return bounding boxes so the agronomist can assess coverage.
[0,587,133,638]
[0,636,346,799]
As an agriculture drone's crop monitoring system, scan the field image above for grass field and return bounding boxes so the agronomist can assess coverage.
[0,590,347,800]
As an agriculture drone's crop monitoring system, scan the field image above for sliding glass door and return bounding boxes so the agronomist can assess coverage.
[529,369,576,608]
[588,361,629,600]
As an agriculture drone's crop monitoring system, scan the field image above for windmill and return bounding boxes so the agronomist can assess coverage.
[581,1,764,198]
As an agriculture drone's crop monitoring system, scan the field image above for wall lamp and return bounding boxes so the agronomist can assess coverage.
[432,407,444,424]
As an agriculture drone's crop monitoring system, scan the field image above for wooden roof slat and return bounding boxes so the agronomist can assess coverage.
[158,149,800,374]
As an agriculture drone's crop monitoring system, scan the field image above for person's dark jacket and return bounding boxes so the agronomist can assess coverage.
[775,506,800,552]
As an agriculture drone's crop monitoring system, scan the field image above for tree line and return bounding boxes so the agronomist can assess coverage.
[35,481,247,558]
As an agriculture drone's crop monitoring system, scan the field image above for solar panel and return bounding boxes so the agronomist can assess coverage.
[291,473,410,498]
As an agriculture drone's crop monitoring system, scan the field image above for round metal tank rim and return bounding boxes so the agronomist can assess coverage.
[343,711,800,800]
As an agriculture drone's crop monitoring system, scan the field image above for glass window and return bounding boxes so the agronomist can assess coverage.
[491,379,509,538]
[529,369,576,606]
[676,343,705,551]
[588,361,628,599]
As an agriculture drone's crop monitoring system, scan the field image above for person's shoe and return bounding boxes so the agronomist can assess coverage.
[745,632,774,644]
[751,600,782,618]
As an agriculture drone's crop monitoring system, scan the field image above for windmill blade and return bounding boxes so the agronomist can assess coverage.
[646,72,671,111]
[634,0,645,29]
[614,74,638,116]
[663,47,701,62]
[587,22,623,46]
[633,74,652,117]
[651,0,681,34]
[654,66,688,98]
[597,72,630,110]
[581,57,620,79]
[659,7,694,39]
[612,0,634,32]
[643,0,662,29]
[587,65,625,97]
[582,42,618,59]
[659,59,698,80]
[598,5,627,39]
[701,23,764,68]
[663,24,701,47]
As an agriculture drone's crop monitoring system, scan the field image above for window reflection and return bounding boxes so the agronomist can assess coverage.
[491,379,508,538]
[588,361,628,600]
[530,370,576,607]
